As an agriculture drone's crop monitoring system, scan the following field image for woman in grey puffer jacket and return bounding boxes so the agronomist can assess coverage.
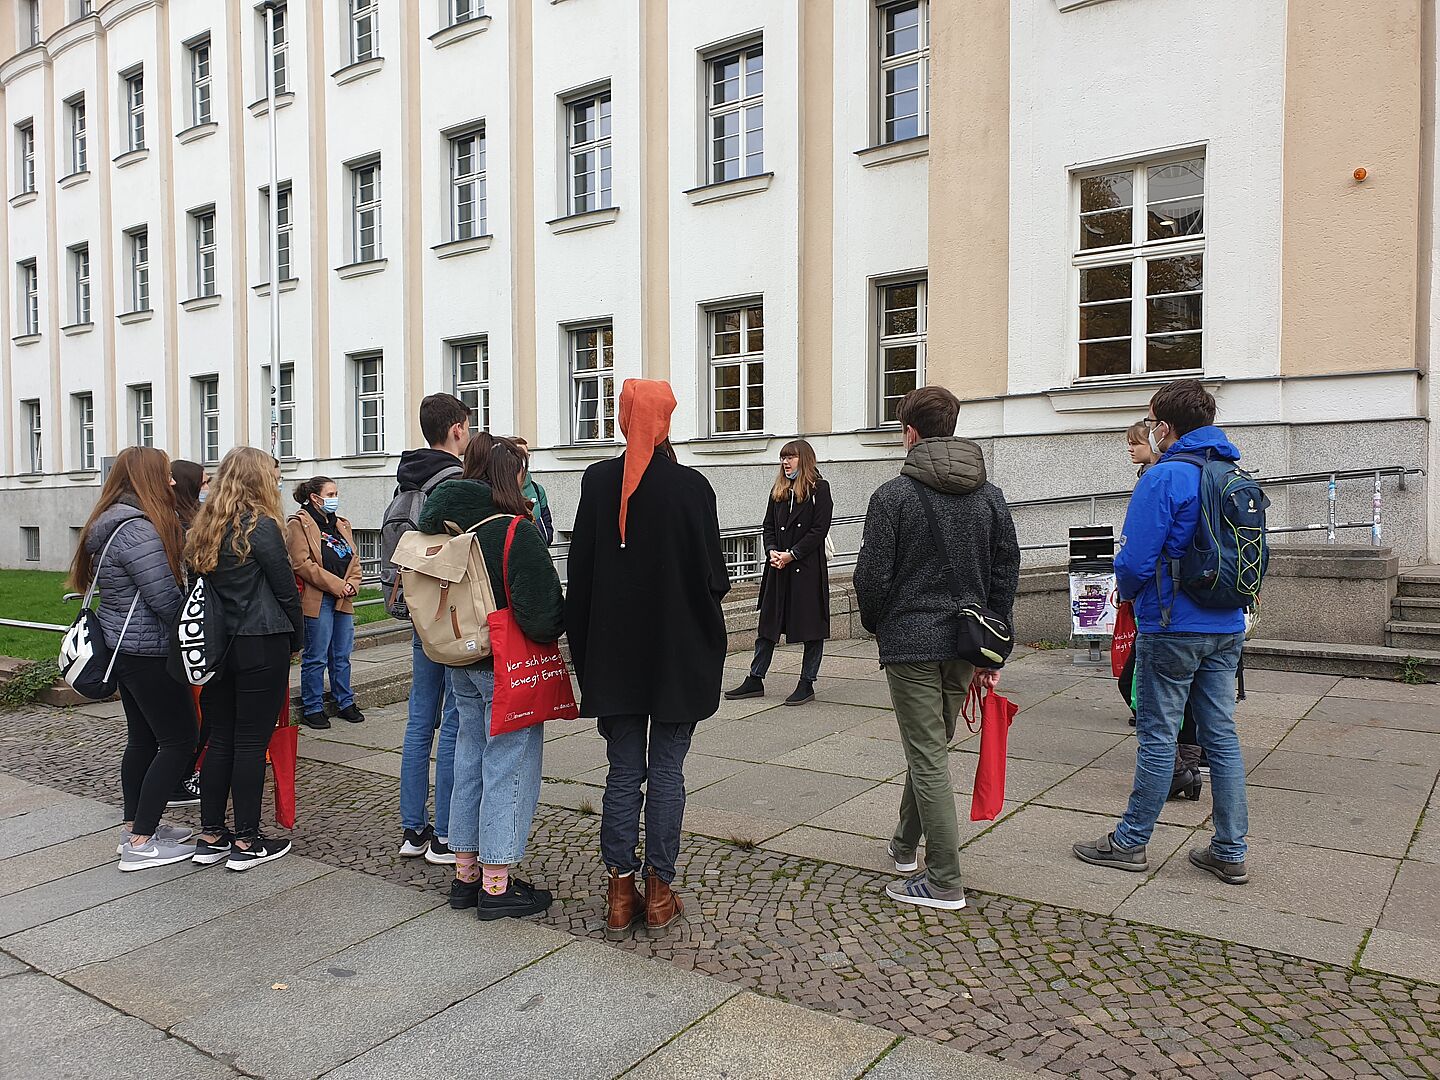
[70,447,197,871]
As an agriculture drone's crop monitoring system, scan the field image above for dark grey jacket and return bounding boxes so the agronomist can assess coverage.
[853,437,1021,665]
[85,501,184,657]
[206,516,304,652]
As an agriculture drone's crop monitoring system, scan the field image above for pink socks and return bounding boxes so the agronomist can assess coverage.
[455,853,479,884]
[482,864,509,895]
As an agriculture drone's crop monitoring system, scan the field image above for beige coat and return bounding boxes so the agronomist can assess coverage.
[285,511,363,618]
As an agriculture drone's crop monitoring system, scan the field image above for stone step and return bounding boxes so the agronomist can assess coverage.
[1385,621,1440,652]
[1392,596,1440,624]
[1398,570,1440,598]
[1244,637,1440,681]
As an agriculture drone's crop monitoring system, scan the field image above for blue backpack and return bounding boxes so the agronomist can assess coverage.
[1156,451,1269,626]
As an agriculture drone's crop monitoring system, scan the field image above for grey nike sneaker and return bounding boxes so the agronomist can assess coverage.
[118,835,196,872]
[116,823,194,855]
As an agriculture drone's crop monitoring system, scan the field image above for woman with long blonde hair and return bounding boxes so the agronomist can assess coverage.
[725,438,834,706]
[71,447,196,870]
[186,446,304,871]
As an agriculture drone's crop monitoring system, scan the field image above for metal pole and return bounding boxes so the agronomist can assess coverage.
[1326,474,1337,543]
[265,2,281,460]
[1372,470,1382,547]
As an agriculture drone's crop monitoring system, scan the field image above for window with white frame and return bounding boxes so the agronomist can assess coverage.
[69,244,90,324]
[74,392,95,470]
[721,535,759,582]
[26,1,40,47]
[17,260,39,336]
[354,354,384,453]
[192,208,217,297]
[877,277,926,423]
[261,183,294,281]
[566,89,612,215]
[66,95,87,174]
[15,121,35,194]
[127,228,149,311]
[708,302,764,435]
[124,69,145,151]
[22,527,40,562]
[1074,153,1205,379]
[132,384,154,447]
[196,376,220,464]
[266,2,289,94]
[349,0,378,63]
[23,400,42,472]
[449,126,486,240]
[350,159,381,262]
[878,1,928,143]
[190,37,212,126]
[76,0,93,18]
[277,361,296,458]
[706,42,763,183]
[451,338,490,434]
[446,0,481,27]
[569,323,614,443]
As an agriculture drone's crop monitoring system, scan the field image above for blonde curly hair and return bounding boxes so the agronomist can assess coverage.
[184,446,283,574]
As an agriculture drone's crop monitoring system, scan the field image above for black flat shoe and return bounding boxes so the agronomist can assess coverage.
[300,712,330,730]
[337,704,365,724]
[477,878,553,921]
[783,680,815,706]
[724,677,764,700]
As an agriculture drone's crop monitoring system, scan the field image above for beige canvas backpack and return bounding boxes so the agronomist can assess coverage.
[389,514,508,667]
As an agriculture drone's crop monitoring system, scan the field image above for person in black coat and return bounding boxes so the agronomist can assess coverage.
[725,439,833,706]
[565,379,729,942]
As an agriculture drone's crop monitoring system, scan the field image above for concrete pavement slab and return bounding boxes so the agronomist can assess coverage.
[771,732,908,781]
[691,717,855,764]
[807,784,1016,848]
[710,694,790,721]
[1033,766,1215,829]
[687,764,877,824]
[309,714,409,749]
[814,678,901,710]
[3,854,329,974]
[621,990,894,1080]
[1089,738,1269,777]
[943,752,1077,800]
[1328,677,1440,707]
[541,732,610,779]
[1244,784,1422,857]
[63,699,128,720]
[680,752,751,792]
[1239,670,1343,696]
[342,751,407,779]
[1003,722,1126,766]
[763,824,917,875]
[0,774,71,818]
[326,939,739,1080]
[0,826,117,898]
[1232,689,1327,723]
[1248,749,1438,801]
[1359,927,1440,984]
[0,854,204,938]
[295,735,381,764]
[0,952,29,977]
[680,804,791,844]
[1409,804,1440,864]
[1276,719,1440,766]
[537,778,606,813]
[1012,687,1136,733]
[1304,695,1440,733]
[0,796,120,858]
[864,1037,1045,1080]
[173,906,568,1080]
[1377,859,1440,939]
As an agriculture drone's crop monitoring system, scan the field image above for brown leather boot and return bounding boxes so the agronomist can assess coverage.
[605,869,645,941]
[644,869,684,936]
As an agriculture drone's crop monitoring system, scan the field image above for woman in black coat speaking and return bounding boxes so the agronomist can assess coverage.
[726,438,833,706]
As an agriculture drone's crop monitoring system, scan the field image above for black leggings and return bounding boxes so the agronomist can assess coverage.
[115,653,197,836]
[199,634,290,840]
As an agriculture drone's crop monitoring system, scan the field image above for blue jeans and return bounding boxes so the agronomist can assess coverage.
[399,632,459,838]
[1114,631,1249,861]
[750,637,824,683]
[599,716,695,883]
[447,664,544,862]
[301,595,354,715]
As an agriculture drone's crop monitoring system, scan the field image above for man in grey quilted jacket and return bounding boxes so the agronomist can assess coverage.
[854,385,1020,912]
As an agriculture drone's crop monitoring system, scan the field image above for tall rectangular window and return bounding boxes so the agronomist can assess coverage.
[17,260,39,336]
[23,400,42,473]
[451,338,489,434]
[709,302,765,435]
[69,244,91,324]
[569,323,614,443]
[124,70,145,150]
[878,1,929,144]
[74,393,95,470]
[877,278,927,423]
[26,0,40,47]
[351,160,381,262]
[450,127,486,240]
[268,3,289,94]
[193,209,217,297]
[447,0,480,26]
[567,90,612,215]
[262,183,293,281]
[277,362,296,459]
[1074,153,1205,379]
[354,354,384,454]
[190,38,212,126]
[350,0,378,63]
[197,376,220,464]
[707,44,763,183]
[128,228,150,311]
[22,527,40,562]
[67,95,87,174]
[16,122,35,194]
[132,384,154,447]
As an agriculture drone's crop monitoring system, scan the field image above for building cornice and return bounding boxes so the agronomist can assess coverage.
[99,0,161,32]
[47,17,100,62]
[0,48,49,84]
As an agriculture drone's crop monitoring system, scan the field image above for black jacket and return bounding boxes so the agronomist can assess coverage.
[854,438,1020,665]
[565,453,730,724]
[396,447,463,494]
[757,478,832,643]
[207,516,304,652]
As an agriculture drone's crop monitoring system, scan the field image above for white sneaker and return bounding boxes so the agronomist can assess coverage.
[117,823,194,855]
[119,836,196,872]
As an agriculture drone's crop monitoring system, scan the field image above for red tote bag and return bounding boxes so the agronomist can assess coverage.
[1110,600,1137,679]
[488,516,580,737]
[963,681,1019,822]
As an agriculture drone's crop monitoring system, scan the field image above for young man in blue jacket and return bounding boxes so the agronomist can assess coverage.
[1073,379,1251,884]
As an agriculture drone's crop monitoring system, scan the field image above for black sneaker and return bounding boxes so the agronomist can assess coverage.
[399,826,434,858]
[166,771,201,808]
[425,836,456,866]
[193,831,233,866]
[449,877,481,910]
[300,711,331,730]
[337,703,365,724]
[477,878,553,921]
[724,676,765,700]
[226,835,292,871]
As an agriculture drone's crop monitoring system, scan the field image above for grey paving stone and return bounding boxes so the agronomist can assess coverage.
[680,804,792,845]
[1248,749,1438,801]
[623,990,894,1080]
[68,867,442,1028]
[865,1037,1045,1080]
[342,751,407,779]
[1377,858,1440,938]
[0,796,120,859]
[542,732,611,780]
[1410,805,1440,864]
[1003,722,1126,766]
[1305,694,1440,733]
[0,826,117,898]
[1359,927,1440,984]
[173,906,568,1080]
[1233,689,1326,723]
[808,784,1016,849]
[814,677,902,710]
[943,752,1076,800]
[771,732,909,782]
[680,752,751,793]
[295,737,379,764]
[308,714,409,749]
[690,719,835,763]
[1328,677,1440,706]
[537,778,606,813]
[3,854,329,974]
[1012,687,1136,733]
[1032,766,1215,829]
[710,694,790,721]
[326,940,739,1080]
[687,764,877,824]
[1245,784,1422,857]
[63,699,128,720]
[1239,669,1343,696]
[0,854,204,938]
[1276,718,1440,766]
[1089,737,1271,777]
[0,952,28,977]
[0,971,240,1079]
[0,774,72,818]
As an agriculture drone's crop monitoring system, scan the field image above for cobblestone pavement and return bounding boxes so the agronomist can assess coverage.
[3,704,1438,1080]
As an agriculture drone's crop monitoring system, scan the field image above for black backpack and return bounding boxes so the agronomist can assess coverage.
[379,465,460,619]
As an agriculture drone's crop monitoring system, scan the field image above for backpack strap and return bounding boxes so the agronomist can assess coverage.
[83,517,140,609]
[1151,451,1210,629]
[420,464,462,495]
[910,478,964,602]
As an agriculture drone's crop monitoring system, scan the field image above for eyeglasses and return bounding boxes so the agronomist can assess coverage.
[1142,417,1162,428]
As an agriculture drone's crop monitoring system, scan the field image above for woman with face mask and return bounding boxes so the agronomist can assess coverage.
[285,476,364,729]
[726,438,834,706]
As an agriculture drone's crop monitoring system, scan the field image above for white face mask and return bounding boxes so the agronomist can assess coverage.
[197,490,207,504]
[1147,424,1165,457]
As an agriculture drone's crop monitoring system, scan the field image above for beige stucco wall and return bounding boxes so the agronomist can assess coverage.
[798,0,834,433]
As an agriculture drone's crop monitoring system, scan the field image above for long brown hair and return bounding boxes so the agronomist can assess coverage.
[481,439,530,517]
[171,459,206,526]
[185,446,284,574]
[771,439,821,503]
[69,447,184,590]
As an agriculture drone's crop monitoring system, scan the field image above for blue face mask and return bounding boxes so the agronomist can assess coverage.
[784,468,798,480]
[197,490,207,504]
[321,496,339,514]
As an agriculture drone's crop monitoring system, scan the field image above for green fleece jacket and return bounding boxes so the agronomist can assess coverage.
[417,478,565,645]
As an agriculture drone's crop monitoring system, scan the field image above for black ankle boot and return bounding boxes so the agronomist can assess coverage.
[1168,767,1202,801]
[784,679,815,706]
[725,676,765,700]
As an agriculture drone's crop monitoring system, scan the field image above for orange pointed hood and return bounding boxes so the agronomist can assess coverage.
[617,378,677,547]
